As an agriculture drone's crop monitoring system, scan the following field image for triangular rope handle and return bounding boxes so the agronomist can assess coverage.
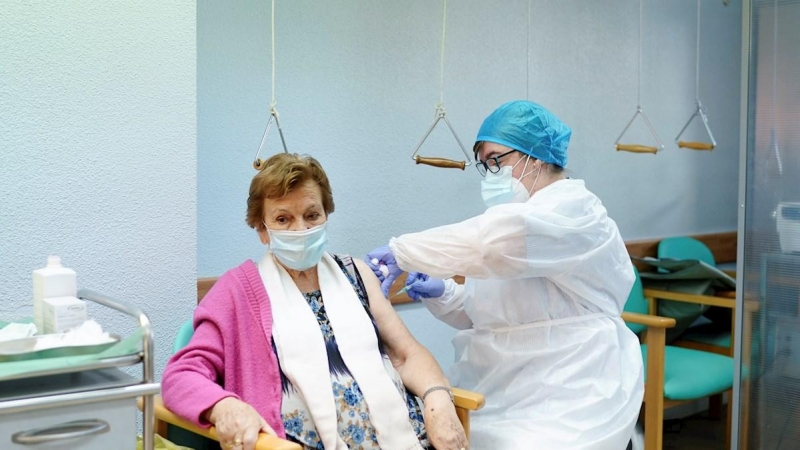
[410,105,472,170]
[615,107,664,154]
[614,0,664,155]
[675,100,716,151]
[253,106,289,170]
[675,0,715,152]
[253,0,289,170]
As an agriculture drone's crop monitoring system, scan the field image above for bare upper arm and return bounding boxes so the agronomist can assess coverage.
[353,259,420,364]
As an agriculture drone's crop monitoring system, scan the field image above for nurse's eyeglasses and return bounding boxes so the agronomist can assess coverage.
[476,150,517,176]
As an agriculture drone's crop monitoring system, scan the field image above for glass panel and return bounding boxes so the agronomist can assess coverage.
[740,0,800,448]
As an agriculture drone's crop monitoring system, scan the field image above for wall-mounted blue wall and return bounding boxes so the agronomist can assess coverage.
[0,0,741,379]
[198,0,742,367]
[0,1,196,380]
[197,0,741,365]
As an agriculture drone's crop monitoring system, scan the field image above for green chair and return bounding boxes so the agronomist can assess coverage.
[158,320,223,449]
[151,319,484,450]
[153,320,301,450]
[657,236,733,356]
[621,267,734,450]
[172,320,194,353]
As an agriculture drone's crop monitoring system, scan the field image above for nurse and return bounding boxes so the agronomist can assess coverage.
[367,100,644,449]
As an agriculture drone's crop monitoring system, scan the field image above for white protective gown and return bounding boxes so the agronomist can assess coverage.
[390,179,644,450]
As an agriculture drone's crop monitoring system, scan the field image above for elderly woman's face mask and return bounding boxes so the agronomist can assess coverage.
[266,222,328,270]
[261,182,329,270]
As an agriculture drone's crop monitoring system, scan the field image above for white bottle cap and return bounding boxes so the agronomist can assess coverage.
[47,255,62,267]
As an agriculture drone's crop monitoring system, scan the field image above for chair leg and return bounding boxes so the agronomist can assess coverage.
[709,393,723,420]
[156,417,168,439]
[726,390,732,450]
[643,326,667,450]
[456,407,470,441]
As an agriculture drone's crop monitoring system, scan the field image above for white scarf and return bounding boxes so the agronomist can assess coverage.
[258,252,422,450]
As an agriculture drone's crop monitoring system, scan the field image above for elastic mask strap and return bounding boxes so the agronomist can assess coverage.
[511,153,529,174]
[515,155,541,196]
[528,164,542,197]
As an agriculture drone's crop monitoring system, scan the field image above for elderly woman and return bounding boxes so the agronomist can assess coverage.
[162,153,467,450]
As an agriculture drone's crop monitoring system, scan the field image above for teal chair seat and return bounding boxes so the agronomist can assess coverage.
[625,265,735,448]
[627,267,734,401]
[641,344,734,401]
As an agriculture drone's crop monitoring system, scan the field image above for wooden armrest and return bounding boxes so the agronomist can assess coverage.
[621,312,676,329]
[643,289,736,309]
[452,387,485,411]
[715,290,736,299]
[142,396,302,450]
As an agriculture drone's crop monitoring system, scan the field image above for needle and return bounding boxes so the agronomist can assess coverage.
[392,285,411,298]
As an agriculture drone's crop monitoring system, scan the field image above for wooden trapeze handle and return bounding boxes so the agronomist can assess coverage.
[414,156,466,170]
[615,143,658,154]
[678,141,715,151]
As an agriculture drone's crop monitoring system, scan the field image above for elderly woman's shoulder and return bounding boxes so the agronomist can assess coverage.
[199,260,265,308]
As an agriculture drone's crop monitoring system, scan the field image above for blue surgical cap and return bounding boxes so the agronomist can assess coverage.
[476,100,571,167]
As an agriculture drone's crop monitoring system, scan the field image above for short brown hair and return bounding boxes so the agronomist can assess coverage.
[246,153,335,230]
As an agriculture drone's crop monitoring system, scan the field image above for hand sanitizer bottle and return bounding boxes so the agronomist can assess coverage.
[33,256,77,333]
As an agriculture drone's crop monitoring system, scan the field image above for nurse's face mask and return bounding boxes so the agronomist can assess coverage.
[265,222,329,271]
[479,151,541,208]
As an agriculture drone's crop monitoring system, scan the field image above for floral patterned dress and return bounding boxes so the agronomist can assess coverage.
[276,256,431,450]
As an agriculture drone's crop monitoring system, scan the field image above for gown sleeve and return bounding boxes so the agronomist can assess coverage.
[420,278,473,330]
[390,199,611,281]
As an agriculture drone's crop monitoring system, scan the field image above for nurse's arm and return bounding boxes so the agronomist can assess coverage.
[421,279,473,330]
[390,207,603,280]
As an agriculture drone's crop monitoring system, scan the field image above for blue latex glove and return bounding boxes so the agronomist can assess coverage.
[405,272,445,302]
[365,245,402,297]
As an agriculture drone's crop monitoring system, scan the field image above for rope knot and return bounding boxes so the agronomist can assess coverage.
[434,102,446,117]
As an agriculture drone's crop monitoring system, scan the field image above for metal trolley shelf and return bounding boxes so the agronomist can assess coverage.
[0,289,160,450]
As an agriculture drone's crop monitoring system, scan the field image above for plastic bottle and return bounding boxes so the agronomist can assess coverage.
[33,256,77,333]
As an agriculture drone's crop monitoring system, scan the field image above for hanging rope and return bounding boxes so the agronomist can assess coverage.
[270,0,276,110]
[770,0,783,174]
[637,0,643,108]
[614,0,664,154]
[436,0,447,113]
[694,0,700,103]
[526,0,531,99]
[409,0,471,169]
[253,0,289,169]
[675,0,716,150]
[773,0,777,109]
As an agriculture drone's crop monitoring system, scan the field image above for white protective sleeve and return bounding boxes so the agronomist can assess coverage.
[420,278,473,330]
[389,184,610,281]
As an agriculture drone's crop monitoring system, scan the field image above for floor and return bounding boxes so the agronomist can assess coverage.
[660,393,800,450]
[662,412,727,450]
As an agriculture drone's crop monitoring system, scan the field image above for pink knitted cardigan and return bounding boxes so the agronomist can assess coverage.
[161,260,286,438]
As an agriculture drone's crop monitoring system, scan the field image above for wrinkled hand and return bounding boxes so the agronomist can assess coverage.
[423,392,469,450]
[365,245,402,297]
[405,272,445,301]
[208,397,275,450]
